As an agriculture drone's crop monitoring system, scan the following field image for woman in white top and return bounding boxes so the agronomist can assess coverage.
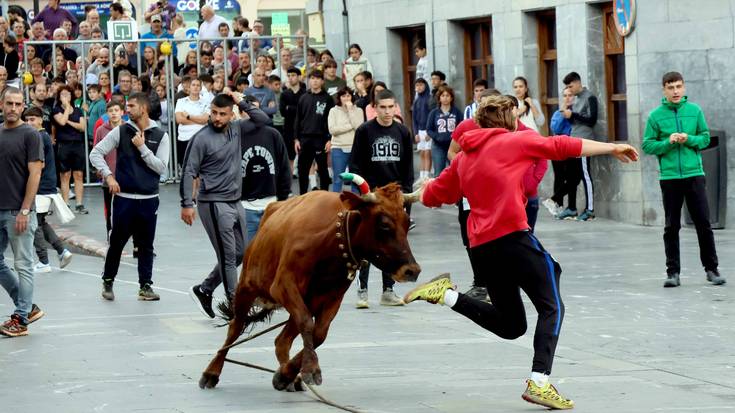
[174,78,210,167]
[512,76,545,132]
[327,86,364,192]
[342,43,373,90]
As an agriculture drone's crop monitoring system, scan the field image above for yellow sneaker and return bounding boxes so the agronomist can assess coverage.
[522,379,574,410]
[403,273,453,304]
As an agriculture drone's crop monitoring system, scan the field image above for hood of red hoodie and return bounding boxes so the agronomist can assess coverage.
[458,127,510,153]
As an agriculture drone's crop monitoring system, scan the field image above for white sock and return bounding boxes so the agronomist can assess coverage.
[421,170,428,179]
[309,175,317,189]
[530,371,549,387]
[443,289,459,307]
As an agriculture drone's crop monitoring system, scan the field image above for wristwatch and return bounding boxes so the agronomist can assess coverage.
[20,209,31,216]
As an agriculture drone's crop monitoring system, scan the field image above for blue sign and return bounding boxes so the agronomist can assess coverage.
[185,28,199,50]
[61,1,112,17]
[613,0,636,37]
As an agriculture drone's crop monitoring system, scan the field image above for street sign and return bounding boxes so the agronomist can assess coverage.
[107,20,139,42]
[613,0,636,37]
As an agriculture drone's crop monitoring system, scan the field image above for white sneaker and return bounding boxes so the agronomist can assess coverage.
[356,288,369,309]
[59,249,73,269]
[34,262,52,273]
[542,199,562,217]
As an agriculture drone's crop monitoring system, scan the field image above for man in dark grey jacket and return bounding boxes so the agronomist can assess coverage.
[180,92,268,318]
[559,71,598,221]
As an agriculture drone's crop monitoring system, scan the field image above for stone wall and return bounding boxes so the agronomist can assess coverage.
[308,0,734,227]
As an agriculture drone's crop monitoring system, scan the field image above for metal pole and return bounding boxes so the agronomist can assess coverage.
[81,45,90,184]
[196,39,201,75]
[137,42,142,78]
[168,50,178,179]
[52,46,57,79]
[23,49,29,102]
[275,36,281,76]
[223,38,229,84]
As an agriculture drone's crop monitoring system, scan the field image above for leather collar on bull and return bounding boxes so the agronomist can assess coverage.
[336,210,365,280]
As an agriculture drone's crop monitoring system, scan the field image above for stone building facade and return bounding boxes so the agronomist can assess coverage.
[308,0,734,227]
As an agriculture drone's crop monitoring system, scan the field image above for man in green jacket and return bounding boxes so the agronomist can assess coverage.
[642,71,725,288]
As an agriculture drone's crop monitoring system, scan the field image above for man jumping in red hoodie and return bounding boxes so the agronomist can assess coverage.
[404,95,638,410]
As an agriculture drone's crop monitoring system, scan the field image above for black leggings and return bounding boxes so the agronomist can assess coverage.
[34,212,65,264]
[452,231,564,375]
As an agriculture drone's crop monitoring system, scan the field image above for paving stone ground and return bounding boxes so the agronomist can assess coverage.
[2,185,734,412]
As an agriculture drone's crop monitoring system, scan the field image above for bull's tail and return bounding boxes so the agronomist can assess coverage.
[216,299,275,335]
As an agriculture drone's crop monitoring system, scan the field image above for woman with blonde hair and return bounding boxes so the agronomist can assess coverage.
[404,94,639,411]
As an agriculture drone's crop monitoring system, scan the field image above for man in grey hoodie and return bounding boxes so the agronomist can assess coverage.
[180,92,269,318]
[559,72,598,222]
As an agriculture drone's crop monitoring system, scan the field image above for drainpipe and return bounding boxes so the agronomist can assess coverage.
[342,0,350,58]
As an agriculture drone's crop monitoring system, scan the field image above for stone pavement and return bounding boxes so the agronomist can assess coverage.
[1,185,734,413]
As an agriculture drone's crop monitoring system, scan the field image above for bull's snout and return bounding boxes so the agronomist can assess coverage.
[393,262,421,283]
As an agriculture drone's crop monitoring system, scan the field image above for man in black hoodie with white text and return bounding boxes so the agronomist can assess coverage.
[349,88,414,308]
[294,69,334,194]
[240,96,292,242]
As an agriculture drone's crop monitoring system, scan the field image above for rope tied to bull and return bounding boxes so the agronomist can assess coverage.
[222,320,364,413]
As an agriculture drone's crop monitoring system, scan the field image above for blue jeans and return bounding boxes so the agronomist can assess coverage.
[432,144,449,176]
[0,210,38,324]
[331,148,351,192]
[245,209,265,245]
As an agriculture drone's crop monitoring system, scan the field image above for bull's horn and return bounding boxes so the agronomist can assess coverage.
[340,172,371,195]
[362,192,378,203]
[402,189,421,204]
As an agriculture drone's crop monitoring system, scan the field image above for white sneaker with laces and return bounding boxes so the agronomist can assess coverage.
[59,249,73,268]
[34,262,52,273]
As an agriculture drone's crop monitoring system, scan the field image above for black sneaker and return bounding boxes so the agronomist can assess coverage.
[408,219,416,231]
[706,270,726,286]
[102,280,115,301]
[138,284,160,301]
[27,304,45,324]
[189,284,215,318]
[75,204,89,215]
[464,284,490,302]
[663,273,680,288]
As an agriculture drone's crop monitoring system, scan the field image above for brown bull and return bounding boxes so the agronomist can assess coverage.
[199,182,421,391]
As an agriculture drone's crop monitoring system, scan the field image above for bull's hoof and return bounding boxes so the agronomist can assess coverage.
[300,369,322,386]
[286,378,305,392]
[272,371,292,391]
[199,372,220,389]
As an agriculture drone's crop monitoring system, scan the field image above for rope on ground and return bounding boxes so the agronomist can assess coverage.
[221,322,365,413]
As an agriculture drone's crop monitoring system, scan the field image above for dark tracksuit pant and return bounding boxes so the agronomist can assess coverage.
[562,157,593,211]
[550,160,568,207]
[458,201,482,287]
[198,201,247,300]
[34,212,65,264]
[660,176,718,275]
[103,196,159,286]
[451,231,564,375]
[297,134,330,194]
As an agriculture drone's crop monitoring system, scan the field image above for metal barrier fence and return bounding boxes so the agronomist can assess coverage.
[21,35,309,183]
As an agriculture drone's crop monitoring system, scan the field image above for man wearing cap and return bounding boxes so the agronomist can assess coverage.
[141,14,176,56]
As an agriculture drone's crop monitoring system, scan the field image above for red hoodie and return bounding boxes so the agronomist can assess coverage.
[424,128,582,247]
[451,119,547,197]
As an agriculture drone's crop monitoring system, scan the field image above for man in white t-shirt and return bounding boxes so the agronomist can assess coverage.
[174,78,210,168]
[198,6,229,40]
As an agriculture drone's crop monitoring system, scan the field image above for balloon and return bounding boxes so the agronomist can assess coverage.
[160,41,173,56]
[22,72,33,85]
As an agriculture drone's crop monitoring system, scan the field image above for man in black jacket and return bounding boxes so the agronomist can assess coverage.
[349,88,414,308]
[279,67,305,173]
[294,69,334,194]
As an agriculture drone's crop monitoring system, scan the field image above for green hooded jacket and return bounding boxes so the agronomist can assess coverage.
[642,96,710,180]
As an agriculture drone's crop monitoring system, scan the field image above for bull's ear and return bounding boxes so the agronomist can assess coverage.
[340,191,365,210]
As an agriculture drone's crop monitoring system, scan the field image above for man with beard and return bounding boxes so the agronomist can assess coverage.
[90,93,170,302]
[180,93,269,318]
